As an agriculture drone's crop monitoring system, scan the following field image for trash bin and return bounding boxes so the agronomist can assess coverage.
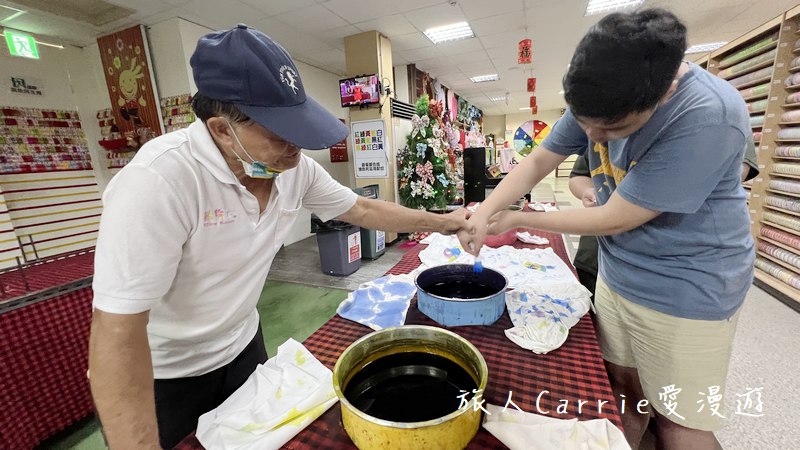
[311,215,361,276]
[352,184,386,260]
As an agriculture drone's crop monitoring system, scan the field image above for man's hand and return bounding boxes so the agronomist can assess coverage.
[580,189,598,208]
[439,207,473,235]
[459,213,486,256]
[486,210,522,235]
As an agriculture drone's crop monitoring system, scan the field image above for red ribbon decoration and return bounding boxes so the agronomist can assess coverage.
[529,96,537,108]
[527,77,536,93]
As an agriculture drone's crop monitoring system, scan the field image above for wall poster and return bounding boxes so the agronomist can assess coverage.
[351,119,388,178]
[96,25,163,149]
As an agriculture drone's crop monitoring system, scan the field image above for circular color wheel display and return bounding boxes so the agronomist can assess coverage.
[513,120,552,151]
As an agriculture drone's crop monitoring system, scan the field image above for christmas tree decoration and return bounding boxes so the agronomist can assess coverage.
[398,95,459,210]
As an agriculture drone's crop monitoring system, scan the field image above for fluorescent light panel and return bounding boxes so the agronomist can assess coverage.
[489,96,506,102]
[585,0,644,16]
[470,74,498,83]
[519,107,531,110]
[424,22,474,45]
[685,42,727,54]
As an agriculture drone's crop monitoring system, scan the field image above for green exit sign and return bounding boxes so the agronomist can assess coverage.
[5,30,39,59]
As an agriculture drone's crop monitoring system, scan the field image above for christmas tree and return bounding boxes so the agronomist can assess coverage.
[398,95,458,210]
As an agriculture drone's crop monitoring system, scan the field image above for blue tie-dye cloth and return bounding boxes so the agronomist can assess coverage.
[337,275,418,330]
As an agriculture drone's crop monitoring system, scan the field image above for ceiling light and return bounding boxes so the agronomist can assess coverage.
[470,74,498,83]
[685,42,728,54]
[585,0,644,16]
[559,90,565,95]
[424,22,474,45]
[519,107,531,110]
[489,96,506,102]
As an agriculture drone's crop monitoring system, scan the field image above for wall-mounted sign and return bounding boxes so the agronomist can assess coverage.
[352,119,388,178]
[5,30,39,59]
[9,76,42,95]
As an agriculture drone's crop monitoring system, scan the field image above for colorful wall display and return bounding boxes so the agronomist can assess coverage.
[96,25,163,148]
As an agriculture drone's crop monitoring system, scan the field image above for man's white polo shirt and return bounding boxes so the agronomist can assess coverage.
[92,121,357,379]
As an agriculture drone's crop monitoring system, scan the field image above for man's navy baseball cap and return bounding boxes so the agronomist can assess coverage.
[190,24,347,150]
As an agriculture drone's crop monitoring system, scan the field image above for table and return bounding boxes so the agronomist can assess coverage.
[177,229,622,449]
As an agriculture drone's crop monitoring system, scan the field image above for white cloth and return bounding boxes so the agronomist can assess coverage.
[482,404,630,450]
[418,234,576,289]
[196,339,338,450]
[92,121,358,378]
[516,231,549,245]
[504,283,593,354]
[337,273,418,330]
[529,201,559,212]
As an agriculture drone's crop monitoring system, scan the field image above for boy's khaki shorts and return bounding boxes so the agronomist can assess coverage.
[594,276,740,431]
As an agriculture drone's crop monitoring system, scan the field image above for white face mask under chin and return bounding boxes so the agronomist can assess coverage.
[225,120,283,179]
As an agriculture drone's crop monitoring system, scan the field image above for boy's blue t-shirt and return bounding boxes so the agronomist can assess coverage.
[541,63,754,320]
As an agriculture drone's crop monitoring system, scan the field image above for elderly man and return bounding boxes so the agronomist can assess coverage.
[89,24,470,449]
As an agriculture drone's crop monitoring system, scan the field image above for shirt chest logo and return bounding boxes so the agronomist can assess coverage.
[204,208,238,227]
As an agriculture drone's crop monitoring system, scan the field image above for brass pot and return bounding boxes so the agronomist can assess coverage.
[332,325,488,450]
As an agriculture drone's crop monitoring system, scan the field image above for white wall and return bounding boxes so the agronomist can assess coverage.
[393,64,410,103]
[147,18,193,98]
[178,19,214,95]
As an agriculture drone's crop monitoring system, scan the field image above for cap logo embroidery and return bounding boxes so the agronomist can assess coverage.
[279,65,299,95]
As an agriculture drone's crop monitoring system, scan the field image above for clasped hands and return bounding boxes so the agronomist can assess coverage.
[441,208,522,256]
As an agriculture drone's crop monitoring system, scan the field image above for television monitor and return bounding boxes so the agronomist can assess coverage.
[339,75,381,107]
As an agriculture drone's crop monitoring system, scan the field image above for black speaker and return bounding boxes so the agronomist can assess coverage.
[463,147,486,204]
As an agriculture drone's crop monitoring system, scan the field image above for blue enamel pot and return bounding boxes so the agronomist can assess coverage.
[415,264,508,326]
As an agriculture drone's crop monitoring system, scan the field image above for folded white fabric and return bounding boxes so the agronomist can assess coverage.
[418,234,576,289]
[337,273,418,330]
[196,339,338,450]
[482,404,631,450]
[529,201,559,212]
[505,283,593,354]
[516,231,549,245]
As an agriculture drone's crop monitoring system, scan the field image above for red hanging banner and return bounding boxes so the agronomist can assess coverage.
[527,77,537,92]
[518,39,532,64]
[531,105,539,115]
[529,96,537,108]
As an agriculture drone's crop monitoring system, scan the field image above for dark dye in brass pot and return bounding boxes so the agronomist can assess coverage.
[422,277,499,299]
[343,352,478,422]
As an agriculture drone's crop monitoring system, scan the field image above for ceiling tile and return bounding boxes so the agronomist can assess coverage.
[398,46,442,62]
[355,14,417,36]
[394,0,446,13]
[180,0,267,29]
[458,62,495,74]
[403,3,467,32]
[458,0,522,22]
[436,37,483,55]
[275,5,347,31]
[322,0,400,23]
[470,12,527,37]
[479,30,523,50]
[315,25,363,46]
[304,48,346,67]
[251,16,334,56]
[389,32,432,51]
[240,0,317,16]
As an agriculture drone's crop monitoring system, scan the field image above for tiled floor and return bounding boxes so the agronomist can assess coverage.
[39,175,800,449]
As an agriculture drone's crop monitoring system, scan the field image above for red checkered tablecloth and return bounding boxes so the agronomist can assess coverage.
[177,229,622,450]
[0,286,95,449]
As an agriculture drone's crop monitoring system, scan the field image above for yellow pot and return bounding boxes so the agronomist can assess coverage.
[333,325,488,450]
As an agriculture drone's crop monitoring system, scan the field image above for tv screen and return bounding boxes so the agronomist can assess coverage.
[340,75,380,107]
